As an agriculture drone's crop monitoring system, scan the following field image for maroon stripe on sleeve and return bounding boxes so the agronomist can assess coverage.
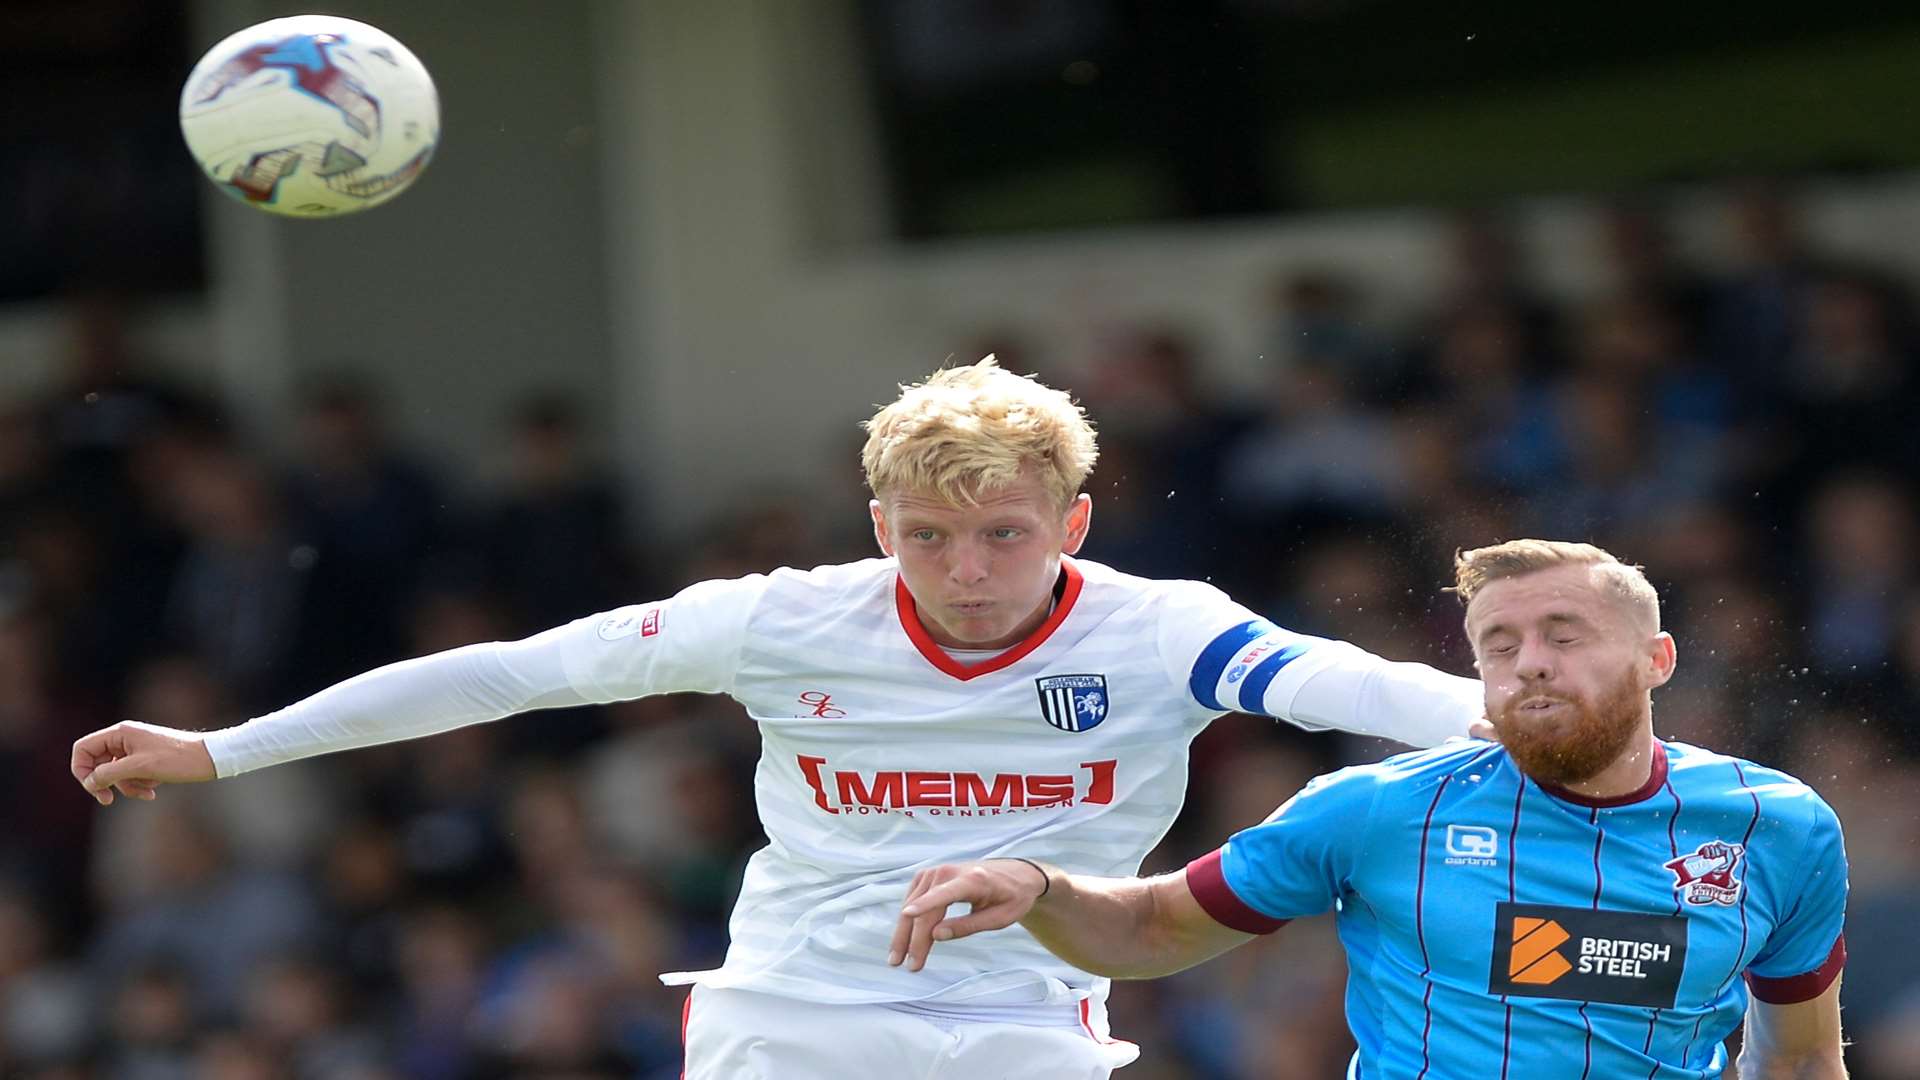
[1746,935,1847,1004]
[1185,849,1290,935]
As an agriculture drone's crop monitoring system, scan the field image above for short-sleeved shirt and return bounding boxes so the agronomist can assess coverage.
[1187,739,1847,1078]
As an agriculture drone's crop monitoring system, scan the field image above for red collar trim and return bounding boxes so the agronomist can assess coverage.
[895,558,1084,681]
[1537,740,1670,808]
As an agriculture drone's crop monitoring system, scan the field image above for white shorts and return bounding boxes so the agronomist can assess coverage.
[681,986,1139,1079]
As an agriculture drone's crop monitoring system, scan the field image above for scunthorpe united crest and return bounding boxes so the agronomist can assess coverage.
[1036,674,1109,733]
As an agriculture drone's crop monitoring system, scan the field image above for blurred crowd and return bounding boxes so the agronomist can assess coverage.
[3,186,1918,1078]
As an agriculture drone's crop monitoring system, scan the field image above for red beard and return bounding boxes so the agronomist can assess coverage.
[1490,674,1645,787]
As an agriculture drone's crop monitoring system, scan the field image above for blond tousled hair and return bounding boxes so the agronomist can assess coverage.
[861,357,1098,508]
[1452,539,1661,631]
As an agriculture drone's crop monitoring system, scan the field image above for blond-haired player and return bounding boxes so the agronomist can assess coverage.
[72,358,1487,1079]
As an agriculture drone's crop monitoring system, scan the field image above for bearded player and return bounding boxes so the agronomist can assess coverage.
[896,540,1848,1078]
[71,358,1488,1078]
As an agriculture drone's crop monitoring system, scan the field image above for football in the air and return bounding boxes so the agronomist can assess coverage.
[179,14,439,217]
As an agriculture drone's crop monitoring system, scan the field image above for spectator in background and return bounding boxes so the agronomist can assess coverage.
[1218,359,1407,533]
[1264,270,1402,402]
[0,403,53,556]
[1633,502,1770,590]
[189,1029,296,1080]
[1266,536,1428,667]
[1773,270,1918,494]
[1571,292,1735,444]
[1892,596,1920,756]
[30,298,210,696]
[1800,472,1916,681]
[1591,198,1714,344]
[476,393,637,635]
[1079,328,1251,580]
[151,432,311,711]
[99,962,197,1080]
[580,695,757,929]
[0,885,91,1071]
[0,607,110,909]
[314,820,411,1007]
[474,867,683,1077]
[88,801,322,1019]
[1527,371,1723,540]
[237,952,388,1078]
[366,718,513,899]
[675,491,835,585]
[284,377,449,695]
[1660,575,1798,752]
[37,293,204,521]
[389,906,488,1080]
[1410,299,1559,494]
[1425,209,1560,375]
[1077,434,1205,582]
[1705,182,1820,384]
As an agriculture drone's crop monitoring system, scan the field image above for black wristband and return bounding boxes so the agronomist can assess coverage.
[1008,856,1051,898]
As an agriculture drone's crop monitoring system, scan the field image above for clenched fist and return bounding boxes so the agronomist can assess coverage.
[70,721,217,805]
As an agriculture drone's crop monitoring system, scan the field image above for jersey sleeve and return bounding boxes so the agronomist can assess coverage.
[1158,580,1483,747]
[1744,790,1849,1003]
[1184,763,1382,932]
[548,574,766,701]
[201,575,765,778]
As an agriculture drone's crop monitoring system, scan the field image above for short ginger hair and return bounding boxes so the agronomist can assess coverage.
[1452,539,1661,631]
[861,357,1098,508]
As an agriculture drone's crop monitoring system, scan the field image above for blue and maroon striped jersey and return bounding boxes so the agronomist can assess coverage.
[1185,739,1847,1079]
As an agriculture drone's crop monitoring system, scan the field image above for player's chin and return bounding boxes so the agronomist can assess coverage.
[943,610,1009,641]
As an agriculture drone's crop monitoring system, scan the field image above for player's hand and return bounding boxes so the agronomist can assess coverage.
[1467,716,1496,741]
[888,858,1051,972]
[70,721,218,806]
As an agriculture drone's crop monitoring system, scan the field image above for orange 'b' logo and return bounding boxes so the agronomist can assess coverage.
[1508,916,1572,985]
[1489,902,1687,1007]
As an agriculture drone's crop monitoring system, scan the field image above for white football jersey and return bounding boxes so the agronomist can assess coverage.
[550,556,1480,1005]
[204,555,1481,1009]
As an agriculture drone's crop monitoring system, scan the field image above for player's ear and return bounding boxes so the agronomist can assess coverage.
[1646,631,1677,689]
[1061,493,1092,555]
[870,499,894,557]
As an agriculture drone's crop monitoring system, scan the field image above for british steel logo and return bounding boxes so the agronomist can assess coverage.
[1035,674,1108,733]
[1505,913,1574,986]
[1666,841,1745,906]
[1489,902,1689,1008]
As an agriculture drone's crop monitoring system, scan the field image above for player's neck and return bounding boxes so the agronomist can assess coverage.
[1554,724,1660,802]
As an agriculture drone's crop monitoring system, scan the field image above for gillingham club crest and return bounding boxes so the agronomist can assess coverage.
[1035,674,1109,733]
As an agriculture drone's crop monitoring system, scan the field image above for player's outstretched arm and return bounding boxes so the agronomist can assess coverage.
[71,721,216,805]
[70,628,617,805]
[889,859,1252,979]
[1737,977,1847,1079]
[1285,641,1490,747]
